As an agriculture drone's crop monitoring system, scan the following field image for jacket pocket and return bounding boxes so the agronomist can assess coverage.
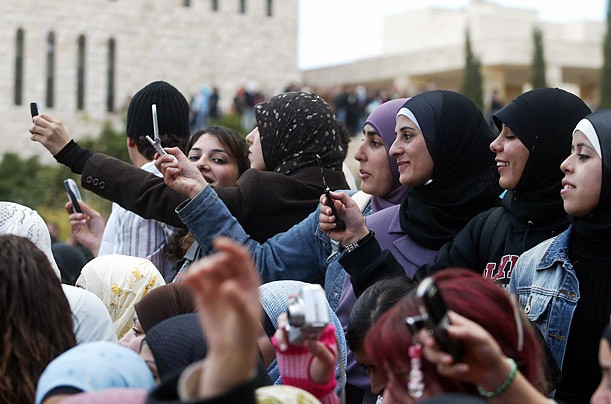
[519,291,552,325]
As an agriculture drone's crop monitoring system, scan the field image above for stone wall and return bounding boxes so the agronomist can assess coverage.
[0,0,299,159]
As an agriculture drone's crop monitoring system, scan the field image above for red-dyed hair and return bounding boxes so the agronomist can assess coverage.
[364,269,546,395]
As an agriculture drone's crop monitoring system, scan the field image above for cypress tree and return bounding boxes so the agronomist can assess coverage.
[531,28,547,88]
[461,29,484,110]
[600,0,611,109]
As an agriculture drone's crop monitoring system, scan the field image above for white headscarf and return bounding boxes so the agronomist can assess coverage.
[62,285,118,344]
[79,254,165,338]
[0,201,60,277]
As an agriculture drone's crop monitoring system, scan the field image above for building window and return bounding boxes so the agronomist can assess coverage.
[239,0,246,14]
[266,0,272,16]
[183,0,190,6]
[46,32,55,108]
[77,34,86,110]
[14,28,24,105]
[106,38,116,112]
[211,0,218,11]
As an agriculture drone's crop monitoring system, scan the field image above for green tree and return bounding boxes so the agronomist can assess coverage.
[600,0,611,109]
[79,120,130,163]
[461,29,484,110]
[0,120,125,238]
[531,28,547,89]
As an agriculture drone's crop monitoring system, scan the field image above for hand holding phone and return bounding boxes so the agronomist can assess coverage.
[30,102,41,118]
[315,154,346,231]
[414,277,463,363]
[64,179,83,214]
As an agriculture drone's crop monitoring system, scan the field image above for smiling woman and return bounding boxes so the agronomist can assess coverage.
[510,108,611,403]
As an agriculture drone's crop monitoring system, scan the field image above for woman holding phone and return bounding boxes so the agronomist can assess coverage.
[29,91,348,243]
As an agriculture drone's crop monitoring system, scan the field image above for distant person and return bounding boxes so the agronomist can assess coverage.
[487,88,504,129]
[190,86,211,132]
[208,86,220,120]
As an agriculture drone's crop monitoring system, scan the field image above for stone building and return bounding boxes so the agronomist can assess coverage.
[303,1,604,111]
[1,0,299,159]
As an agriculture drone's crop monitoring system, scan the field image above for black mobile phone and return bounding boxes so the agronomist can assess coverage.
[30,102,40,118]
[315,154,346,231]
[416,277,463,362]
[63,179,83,214]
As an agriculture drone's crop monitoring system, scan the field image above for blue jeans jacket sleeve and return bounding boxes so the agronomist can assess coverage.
[176,186,346,309]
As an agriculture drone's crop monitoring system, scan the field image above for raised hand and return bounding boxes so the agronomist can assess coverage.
[182,237,262,398]
[318,191,369,246]
[154,147,209,199]
[29,114,72,155]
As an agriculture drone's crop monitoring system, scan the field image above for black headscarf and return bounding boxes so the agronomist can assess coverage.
[568,109,611,239]
[255,91,344,175]
[145,313,207,379]
[399,90,501,249]
[493,88,591,224]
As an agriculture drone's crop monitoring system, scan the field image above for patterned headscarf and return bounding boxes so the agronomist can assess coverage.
[78,255,165,338]
[0,201,60,277]
[255,91,344,174]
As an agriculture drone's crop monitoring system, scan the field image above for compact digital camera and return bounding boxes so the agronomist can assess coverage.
[285,284,330,345]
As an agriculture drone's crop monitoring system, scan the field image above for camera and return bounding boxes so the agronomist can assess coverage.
[285,284,330,345]
[406,277,463,362]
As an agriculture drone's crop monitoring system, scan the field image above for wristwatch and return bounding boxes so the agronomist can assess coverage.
[342,230,374,253]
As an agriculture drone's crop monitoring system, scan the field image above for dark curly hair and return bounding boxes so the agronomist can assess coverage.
[0,235,76,403]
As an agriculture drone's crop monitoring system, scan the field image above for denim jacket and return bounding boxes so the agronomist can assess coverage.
[176,186,371,310]
[509,227,578,369]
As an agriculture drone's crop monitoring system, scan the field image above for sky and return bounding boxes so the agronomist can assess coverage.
[298,0,608,69]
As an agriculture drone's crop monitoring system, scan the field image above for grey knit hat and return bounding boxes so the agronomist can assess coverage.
[126,81,190,140]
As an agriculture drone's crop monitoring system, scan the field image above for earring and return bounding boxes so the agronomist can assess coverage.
[408,343,424,398]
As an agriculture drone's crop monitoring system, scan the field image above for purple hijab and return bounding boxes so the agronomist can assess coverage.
[365,98,410,213]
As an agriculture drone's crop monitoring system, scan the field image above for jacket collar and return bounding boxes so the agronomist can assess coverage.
[535,226,573,271]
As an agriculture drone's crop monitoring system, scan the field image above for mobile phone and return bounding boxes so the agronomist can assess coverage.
[315,154,346,231]
[63,179,83,214]
[145,103,168,156]
[30,102,41,118]
[415,277,463,362]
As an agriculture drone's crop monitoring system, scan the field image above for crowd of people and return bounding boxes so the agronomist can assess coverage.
[2,80,608,403]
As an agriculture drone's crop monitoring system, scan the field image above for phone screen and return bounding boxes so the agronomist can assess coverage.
[63,179,83,214]
[30,102,40,118]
